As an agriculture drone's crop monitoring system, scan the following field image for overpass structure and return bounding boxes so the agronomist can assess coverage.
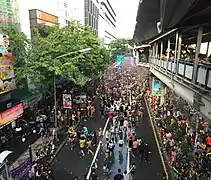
[133,0,211,121]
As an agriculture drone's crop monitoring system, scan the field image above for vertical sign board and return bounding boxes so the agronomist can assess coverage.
[76,95,87,110]
[63,94,72,109]
[0,33,16,95]
[152,77,162,96]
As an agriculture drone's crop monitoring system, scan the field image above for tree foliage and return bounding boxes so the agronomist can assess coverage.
[1,22,110,92]
[108,38,131,59]
[27,22,110,87]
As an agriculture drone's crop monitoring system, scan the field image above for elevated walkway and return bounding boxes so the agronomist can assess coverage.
[150,58,211,121]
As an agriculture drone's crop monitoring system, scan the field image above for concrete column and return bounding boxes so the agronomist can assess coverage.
[155,43,158,58]
[160,41,163,67]
[192,26,203,83]
[167,39,170,60]
[160,83,166,106]
[176,34,182,75]
[206,42,210,57]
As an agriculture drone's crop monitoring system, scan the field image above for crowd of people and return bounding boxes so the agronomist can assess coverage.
[23,60,211,180]
[87,65,151,180]
[146,87,211,179]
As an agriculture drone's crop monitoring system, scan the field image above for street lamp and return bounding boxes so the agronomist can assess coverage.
[15,119,36,165]
[53,48,91,140]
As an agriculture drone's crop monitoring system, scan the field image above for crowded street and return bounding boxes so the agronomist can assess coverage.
[52,65,165,179]
[1,0,211,180]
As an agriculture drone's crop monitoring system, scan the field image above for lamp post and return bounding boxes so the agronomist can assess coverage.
[53,48,91,140]
[15,119,36,165]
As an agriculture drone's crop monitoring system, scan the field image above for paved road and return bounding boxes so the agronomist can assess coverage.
[52,97,106,179]
[93,98,164,180]
[53,97,165,179]
[128,98,164,179]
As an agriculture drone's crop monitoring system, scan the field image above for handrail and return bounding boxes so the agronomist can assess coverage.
[150,58,211,90]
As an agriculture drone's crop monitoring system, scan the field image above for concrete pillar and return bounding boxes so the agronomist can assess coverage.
[176,34,182,75]
[167,39,170,60]
[136,50,139,64]
[160,41,163,67]
[160,83,166,106]
[155,43,158,58]
[192,26,203,83]
[206,42,210,57]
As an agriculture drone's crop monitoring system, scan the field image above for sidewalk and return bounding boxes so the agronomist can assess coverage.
[9,130,66,170]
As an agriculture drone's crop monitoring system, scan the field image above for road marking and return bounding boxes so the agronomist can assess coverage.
[127,148,130,180]
[102,117,110,136]
[86,118,110,180]
[144,97,169,179]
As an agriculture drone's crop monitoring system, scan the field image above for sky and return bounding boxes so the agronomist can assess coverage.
[114,0,140,39]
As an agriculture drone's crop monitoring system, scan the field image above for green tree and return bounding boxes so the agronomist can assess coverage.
[27,21,110,90]
[108,38,131,59]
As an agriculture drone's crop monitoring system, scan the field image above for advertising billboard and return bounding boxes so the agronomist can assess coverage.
[0,33,16,95]
[152,77,162,96]
[36,10,58,24]
[63,94,72,109]
[0,103,24,126]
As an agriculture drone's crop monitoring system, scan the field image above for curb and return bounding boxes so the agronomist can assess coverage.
[144,97,175,180]
[49,96,99,165]
[49,120,82,165]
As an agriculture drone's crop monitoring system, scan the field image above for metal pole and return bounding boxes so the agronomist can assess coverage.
[54,60,58,140]
[26,122,33,165]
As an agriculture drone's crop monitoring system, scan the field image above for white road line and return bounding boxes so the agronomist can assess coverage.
[127,148,130,180]
[86,140,102,180]
[86,118,110,180]
[102,118,110,136]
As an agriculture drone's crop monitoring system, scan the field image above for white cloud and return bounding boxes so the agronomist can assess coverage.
[114,0,140,39]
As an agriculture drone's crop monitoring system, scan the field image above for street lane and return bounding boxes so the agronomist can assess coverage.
[129,98,164,179]
[52,97,106,179]
[96,134,128,179]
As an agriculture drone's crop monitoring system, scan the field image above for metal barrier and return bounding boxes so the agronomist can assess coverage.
[150,58,211,90]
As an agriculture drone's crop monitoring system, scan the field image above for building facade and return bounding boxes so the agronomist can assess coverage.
[99,0,116,45]
[69,0,116,45]
[18,0,71,38]
[0,0,20,29]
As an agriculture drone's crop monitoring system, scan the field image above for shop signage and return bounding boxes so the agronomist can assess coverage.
[63,93,72,109]
[0,103,24,126]
[0,33,16,95]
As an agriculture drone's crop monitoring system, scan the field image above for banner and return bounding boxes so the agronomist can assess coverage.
[0,33,16,95]
[76,95,87,110]
[0,103,24,126]
[63,94,72,109]
[152,77,162,96]
[10,158,30,180]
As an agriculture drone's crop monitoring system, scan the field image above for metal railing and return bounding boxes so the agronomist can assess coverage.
[150,58,211,90]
